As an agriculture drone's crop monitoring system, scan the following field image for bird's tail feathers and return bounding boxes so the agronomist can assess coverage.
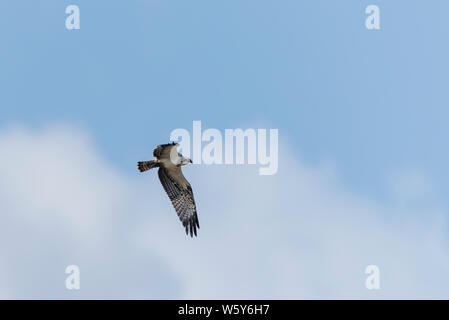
[137,160,160,172]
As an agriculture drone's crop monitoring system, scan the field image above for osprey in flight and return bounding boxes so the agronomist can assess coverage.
[137,142,200,237]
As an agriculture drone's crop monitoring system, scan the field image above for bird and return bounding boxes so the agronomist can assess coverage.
[137,142,200,237]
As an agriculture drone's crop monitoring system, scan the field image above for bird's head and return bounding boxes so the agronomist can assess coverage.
[179,154,193,166]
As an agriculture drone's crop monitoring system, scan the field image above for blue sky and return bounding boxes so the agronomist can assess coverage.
[1,1,449,298]
[2,1,449,204]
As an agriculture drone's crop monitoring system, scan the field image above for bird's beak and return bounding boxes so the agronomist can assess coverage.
[189,159,193,163]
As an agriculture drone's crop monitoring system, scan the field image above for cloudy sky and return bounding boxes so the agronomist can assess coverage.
[1,0,449,299]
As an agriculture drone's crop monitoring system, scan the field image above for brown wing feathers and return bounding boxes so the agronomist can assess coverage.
[158,167,200,237]
[153,142,178,159]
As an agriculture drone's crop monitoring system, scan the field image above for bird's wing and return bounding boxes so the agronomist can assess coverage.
[158,167,200,237]
[153,142,178,160]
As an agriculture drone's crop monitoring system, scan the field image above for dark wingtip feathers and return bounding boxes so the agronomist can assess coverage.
[158,142,178,148]
[183,214,200,237]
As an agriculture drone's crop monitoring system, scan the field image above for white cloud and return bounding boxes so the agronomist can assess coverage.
[0,124,448,299]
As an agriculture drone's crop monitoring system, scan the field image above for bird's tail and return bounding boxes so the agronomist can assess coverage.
[137,160,160,172]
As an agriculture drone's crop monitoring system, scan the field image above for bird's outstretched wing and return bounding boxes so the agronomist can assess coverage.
[153,142,179,160]
[158,167,200,237]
